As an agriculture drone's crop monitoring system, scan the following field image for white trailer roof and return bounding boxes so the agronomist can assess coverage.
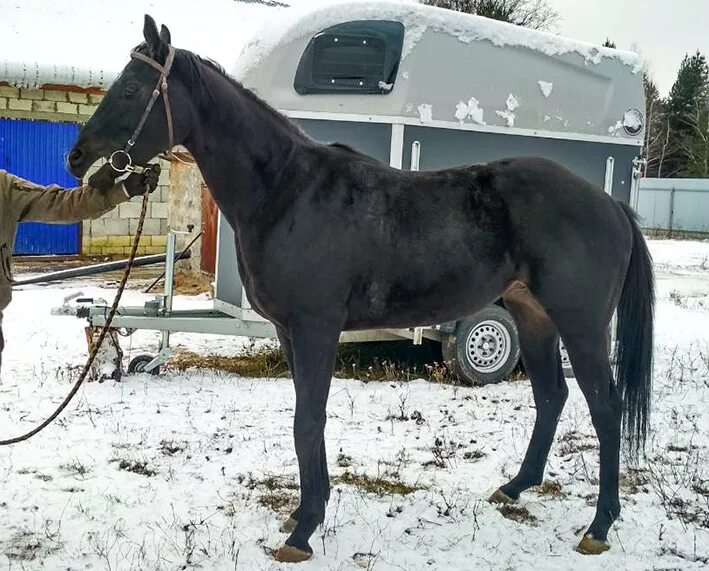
[234,0,645,145]
[1,0,645,145]
[0,0,294,90]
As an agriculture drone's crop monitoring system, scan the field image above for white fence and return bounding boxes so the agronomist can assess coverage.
[632,177,709,235]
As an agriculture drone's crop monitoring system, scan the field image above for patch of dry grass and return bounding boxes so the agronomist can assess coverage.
[238,474,299,514]
[59,459,91,479]
[534,480,566,498]
[4,524,62,563]
[113,459,157,477]
[159,439,187,456]
[168,340,469,384]
[463,449,486,462]
[171,271,214,295]
[497,503,537,524]
[558,430,597,456]
[169,347,289,378]
[333,471,424,496]
[619,469,650,495]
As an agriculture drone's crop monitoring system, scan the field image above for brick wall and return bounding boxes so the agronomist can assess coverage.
[0,85,103,121]
[0,84,169,256]
[169,160,205,272]
[83,157,171,256]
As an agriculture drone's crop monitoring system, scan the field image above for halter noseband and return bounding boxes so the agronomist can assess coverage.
[108,45,176,174]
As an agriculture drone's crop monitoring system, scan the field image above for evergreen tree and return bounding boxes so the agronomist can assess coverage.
[664,51,709,176]
[681,105,709,177]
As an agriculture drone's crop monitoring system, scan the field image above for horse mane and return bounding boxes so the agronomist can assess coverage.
[328,142,357,153]
[180,47,306,137]
[327,142,384,164]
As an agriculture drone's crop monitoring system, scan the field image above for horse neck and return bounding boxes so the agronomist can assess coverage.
[181,62,308,226]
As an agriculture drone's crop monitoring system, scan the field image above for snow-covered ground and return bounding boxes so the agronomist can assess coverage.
[0,239,708,570]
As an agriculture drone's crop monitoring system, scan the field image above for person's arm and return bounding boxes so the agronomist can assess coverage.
[9,174,129,223]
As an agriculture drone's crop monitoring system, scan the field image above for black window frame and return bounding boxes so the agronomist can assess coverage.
[294,20,405,95]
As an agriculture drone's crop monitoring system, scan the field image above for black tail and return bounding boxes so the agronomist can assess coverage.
[616,202,654,457]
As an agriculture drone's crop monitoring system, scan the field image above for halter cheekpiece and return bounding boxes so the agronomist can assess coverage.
[108,45,176,174]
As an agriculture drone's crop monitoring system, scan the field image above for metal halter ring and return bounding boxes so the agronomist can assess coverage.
[108,150,146,174]
[109,150,133,173]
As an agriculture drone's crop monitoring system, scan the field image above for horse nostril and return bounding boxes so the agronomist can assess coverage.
[68,148,83,166]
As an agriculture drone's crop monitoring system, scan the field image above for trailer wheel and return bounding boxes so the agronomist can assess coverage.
[128,354,160,375]
[442,306,520,385]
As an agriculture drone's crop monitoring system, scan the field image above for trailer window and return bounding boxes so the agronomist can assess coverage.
[294,21,405,95]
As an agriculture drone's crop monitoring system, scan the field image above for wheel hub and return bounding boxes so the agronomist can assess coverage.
[465,320,512,374]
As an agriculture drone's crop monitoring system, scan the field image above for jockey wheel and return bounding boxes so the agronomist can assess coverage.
[128,354,161,375]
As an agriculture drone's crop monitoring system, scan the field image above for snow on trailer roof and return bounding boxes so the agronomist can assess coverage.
[234,0,646,145]
[0,0,298,90]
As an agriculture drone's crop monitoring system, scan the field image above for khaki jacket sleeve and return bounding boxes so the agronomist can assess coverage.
[7,173,128,223]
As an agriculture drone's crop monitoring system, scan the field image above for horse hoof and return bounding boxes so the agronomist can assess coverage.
[275,544,312,563]
[576,534,611,555]
[280,517,298,533]
[489,489,513,505]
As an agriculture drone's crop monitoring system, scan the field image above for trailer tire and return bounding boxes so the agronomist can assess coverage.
[128,354,160,375]
[442,306,520,385]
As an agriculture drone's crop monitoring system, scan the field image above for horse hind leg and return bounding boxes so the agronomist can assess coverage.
[560,329,621,555]
[490,284,569,503]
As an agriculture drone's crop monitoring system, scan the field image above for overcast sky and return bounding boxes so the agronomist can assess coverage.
[546,0,708,96]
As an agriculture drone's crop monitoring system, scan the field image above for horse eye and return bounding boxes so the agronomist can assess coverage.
[123,84,139,98]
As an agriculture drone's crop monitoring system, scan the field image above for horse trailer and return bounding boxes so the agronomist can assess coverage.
[83,1,645,384]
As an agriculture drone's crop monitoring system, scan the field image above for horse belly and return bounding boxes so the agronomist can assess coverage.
[344,261,514,330]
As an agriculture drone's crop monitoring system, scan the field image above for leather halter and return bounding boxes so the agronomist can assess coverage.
[108,45,176,174]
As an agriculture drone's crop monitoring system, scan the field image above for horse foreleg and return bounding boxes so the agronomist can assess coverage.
[276,326,330,536]
[275,318,340,563]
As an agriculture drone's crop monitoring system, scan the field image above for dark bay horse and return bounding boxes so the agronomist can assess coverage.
[68,16,654,562]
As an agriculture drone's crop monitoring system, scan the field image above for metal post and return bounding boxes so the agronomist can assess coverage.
[159,232,177,351]
[389,124,405,169]
[411,140,423,345]
[164,232,176,315]
[410,140,421,171]
[142,231,179,372]
[413,327,423,345]
[630,157,646,211]
[668,187,676,238]
[603,156,615,196]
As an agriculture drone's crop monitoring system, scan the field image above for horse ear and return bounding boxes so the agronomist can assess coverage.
[143,14,161,52]
[160,24,172,46]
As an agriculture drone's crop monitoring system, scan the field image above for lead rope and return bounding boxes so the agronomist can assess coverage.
[1,45,175,445]
[0,188,151,446]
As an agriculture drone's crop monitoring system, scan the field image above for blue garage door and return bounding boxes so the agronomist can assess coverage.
[0,118,81,255]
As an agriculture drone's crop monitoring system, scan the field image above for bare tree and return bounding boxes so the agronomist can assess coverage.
[422,0,559,30]
[657,115,675,178]
[644,73,668,177]
[680,101,709,177]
